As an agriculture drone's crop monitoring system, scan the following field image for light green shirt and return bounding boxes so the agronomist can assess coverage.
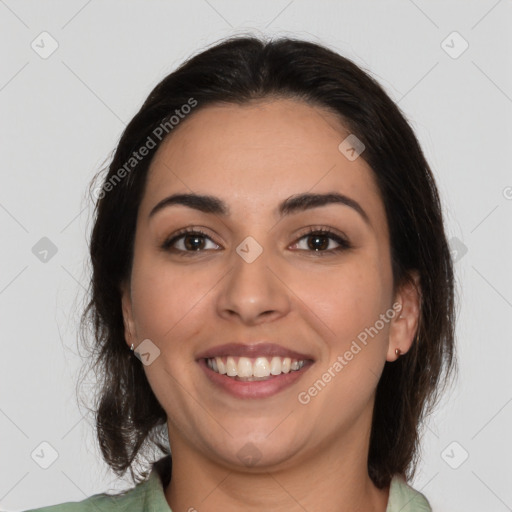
[24,456,432,511]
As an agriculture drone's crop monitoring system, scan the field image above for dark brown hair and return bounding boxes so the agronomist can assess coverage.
[78,35,457,489]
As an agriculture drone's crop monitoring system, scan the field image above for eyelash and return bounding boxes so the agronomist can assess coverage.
[160,226,352,257]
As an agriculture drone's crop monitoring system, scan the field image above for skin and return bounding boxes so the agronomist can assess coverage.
[121,98,420,512]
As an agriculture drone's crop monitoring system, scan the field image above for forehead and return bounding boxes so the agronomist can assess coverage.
[141,98,384,222]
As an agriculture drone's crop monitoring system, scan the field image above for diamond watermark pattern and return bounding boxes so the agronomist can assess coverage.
[31,31,59,59]
[338,134,365,161]
[237,442,262,467]
[441,31,469,59]
[134,338,161,366]
[31,441,59,469]
[448,236,468,263]
[32,237,58,263]
[441,441,469,469]
[236,236,263,263]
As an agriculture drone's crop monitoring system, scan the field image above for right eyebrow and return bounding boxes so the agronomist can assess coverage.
[149,193,228,218]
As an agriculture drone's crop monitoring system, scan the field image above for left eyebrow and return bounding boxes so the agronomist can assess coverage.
[278,192,371,226]
[148,192,371,227]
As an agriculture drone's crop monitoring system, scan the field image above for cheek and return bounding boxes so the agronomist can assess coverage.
[128,258,214,409]
[129,252,222,349]
[293,260,392,411]
[292,257,390,349]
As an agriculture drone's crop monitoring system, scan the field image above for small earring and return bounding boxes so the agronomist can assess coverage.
[130,343,134,351]
[395,348,401,357]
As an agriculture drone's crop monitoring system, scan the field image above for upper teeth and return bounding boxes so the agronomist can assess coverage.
[206,356,305,378]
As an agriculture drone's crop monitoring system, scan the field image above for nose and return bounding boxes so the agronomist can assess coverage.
[216,242,291,326]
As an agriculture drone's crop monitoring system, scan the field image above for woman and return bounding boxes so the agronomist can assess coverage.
[26,35,456,511]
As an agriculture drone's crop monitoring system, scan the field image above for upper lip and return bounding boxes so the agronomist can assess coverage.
[196,342,315,361]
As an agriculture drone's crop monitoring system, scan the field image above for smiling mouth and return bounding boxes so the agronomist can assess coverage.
[204,356,310,381]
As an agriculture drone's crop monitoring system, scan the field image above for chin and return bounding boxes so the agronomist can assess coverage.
[208,431,307,472]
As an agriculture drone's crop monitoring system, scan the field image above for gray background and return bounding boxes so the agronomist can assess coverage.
[1,1,511,511]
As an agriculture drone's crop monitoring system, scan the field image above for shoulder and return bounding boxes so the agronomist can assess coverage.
[386,474,432,512]
[22,482,149,512]
[23,456,172,512]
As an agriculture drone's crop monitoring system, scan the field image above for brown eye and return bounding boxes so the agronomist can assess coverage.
[306,233,330,251]
[292,228,352,255]
[182,233,207,251]
[161,229,220,253]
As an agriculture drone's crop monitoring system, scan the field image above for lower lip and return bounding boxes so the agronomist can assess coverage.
[198,359,314,399]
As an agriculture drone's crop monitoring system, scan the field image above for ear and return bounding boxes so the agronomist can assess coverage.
[387,271,421,362]
[120,280,137,349]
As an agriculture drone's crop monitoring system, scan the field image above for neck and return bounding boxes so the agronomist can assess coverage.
[164,407,390,512]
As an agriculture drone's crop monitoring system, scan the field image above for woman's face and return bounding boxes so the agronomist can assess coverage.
[121,98,418,471]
